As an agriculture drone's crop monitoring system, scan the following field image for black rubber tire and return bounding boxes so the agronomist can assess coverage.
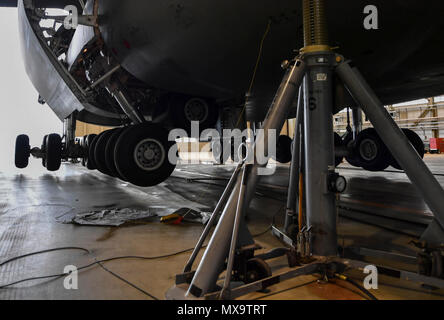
[114,123,177,187]
[343,132,363,168]
[170,95,219,133]
[274,135,293,164]
[355,128,390,172]
[81,135,88,167]
[84,134,97,170]
[389,129,425,170]
[94,129,117,176]
[334,132,344,167]
[41,135,48,168]
[15,135,31,169]
[105,128,126,179]
[46,133,62,172]
[87,134,102,170]
[245,258,272,284]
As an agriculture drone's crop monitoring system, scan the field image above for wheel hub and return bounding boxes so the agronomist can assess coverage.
[133,138,165,171]
[184,98,209,123]
[360,138,378,161]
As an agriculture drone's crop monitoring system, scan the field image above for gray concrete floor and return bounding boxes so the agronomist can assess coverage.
[0,155,444,300]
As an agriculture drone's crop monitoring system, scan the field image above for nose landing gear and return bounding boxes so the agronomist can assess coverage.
[15,135,31,169]
[15,133,62,171]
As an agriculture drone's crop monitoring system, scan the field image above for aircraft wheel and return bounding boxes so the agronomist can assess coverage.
[15,134,31,169]
[46,133,62,172]
[84,134,97,170]
[81,135,88,167]
[245,258,272,284]
[105,128,127,180]
[41,135,48,167]
[355,128,390,172]
[114,123,177,187]
[389,129,425,170]
[94,129,118,176]
[334,132,344,167]
[170,95,219,133]
[343,133,362,168]
[274,135,293,164]
[87,134,102,170]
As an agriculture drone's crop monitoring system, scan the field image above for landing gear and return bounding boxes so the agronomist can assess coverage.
[170,95,219,133]
[13,110,175,185]
[114,123,177,187]
[15,135,31,169]
[44,134,62,172]
[343,128,425,171]
[274,135,293,164]
[15,133,63,171]
[94,129,118,176]
[104,128,126,179]
[334,132,344,167]
[72,124,176,186]
[41,135,48,168]
[355,128,390,172]
[389,129,425,170]
[87,134,100,170]
[343,132,363,168]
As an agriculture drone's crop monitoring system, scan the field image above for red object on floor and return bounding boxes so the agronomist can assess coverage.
[430,138,444,153]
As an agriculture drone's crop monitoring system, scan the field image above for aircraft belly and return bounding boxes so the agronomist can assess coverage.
[18,0,84,120]
[98,0,444,103]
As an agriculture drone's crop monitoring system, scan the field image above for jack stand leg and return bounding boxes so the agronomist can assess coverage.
[242,59,307,212]
[183,163,243,273]
[220,165,249,299]
[336,59,444,246]
[303,52,337,257]
[284,86,303,233]
[174,59,307,299]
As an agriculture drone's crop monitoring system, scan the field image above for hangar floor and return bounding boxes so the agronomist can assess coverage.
[0,155,444,300]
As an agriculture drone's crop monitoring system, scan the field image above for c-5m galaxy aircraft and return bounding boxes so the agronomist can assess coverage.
[5,0,444,186]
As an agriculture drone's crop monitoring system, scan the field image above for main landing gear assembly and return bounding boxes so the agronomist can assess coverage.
[336,127,425,172]
[14,120,177,187]
[167,0,444,300]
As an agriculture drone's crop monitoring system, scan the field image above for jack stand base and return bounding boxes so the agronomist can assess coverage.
[167,255,444,300]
